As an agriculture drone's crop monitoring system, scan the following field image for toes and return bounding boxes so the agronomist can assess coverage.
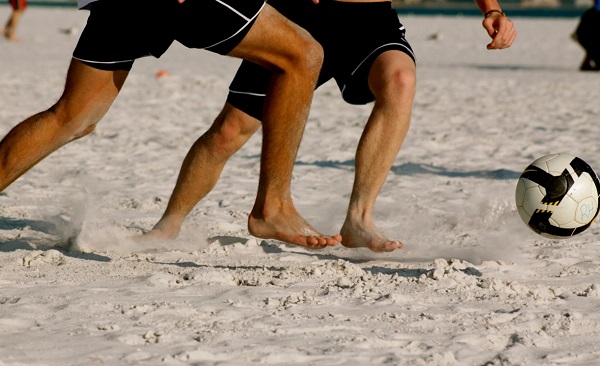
[304,235,339,248]
[307,238,327,249]
[377,241,403,253]
[305,236,320,246]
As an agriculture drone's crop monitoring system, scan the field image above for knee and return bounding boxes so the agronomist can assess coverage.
[388,66,416,95]
[207,107,260,157]
[372,66,416,103]
[299,36,324,79]
[72,124,97,140]
[49,100,102,141]
[283,30,323,81]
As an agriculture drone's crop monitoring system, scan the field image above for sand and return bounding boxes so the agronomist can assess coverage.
[1,6,600,366]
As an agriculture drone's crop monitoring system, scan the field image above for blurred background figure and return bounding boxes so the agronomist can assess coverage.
[573,0,600,71]
[3,0,27,42]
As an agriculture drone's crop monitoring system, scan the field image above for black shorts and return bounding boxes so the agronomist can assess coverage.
[227,0,415,120]
[72,0,265,71]
[321,0,416,104]
[228,0,321,120]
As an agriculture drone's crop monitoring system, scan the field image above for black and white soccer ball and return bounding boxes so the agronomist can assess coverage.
[515,153,600,238]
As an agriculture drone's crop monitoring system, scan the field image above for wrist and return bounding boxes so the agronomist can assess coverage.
[484,9,506,17]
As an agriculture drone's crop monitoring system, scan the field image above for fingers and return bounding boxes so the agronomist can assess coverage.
[483,15,517,50]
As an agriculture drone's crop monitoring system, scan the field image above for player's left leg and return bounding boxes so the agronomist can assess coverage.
[341,50,416,252]
[3,8,24,41]
[140,103,261,241]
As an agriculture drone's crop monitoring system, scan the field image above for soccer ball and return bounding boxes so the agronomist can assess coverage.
[515,153,600,238]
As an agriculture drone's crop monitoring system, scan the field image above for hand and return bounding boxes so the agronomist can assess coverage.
[482,12,517,50]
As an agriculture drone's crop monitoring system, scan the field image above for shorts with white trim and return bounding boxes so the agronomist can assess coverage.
[72,0,264,71]
[227,0,321,120]
[320,0,416,105]
[227,0,415,120]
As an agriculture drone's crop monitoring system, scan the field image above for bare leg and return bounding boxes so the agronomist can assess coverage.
[144,7,340,248]
[228,6,340,248]
[1,14,8,38]
[341,51,416,252]
[0,59,127,191]
[142,104,261,240]
[3,9,23,41]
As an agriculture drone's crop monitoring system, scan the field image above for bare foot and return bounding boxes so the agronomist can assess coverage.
[131,219,181,243]
[3,28,22,42]
[248,208,341,249]
[340,219,403,252]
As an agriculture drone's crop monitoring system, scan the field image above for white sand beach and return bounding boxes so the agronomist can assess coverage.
[1,6,600,365]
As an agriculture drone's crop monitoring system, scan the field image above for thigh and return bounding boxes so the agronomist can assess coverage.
[56,59,128,125]
[226,0,325,121]
[269,0,322,38]
[226,4,318,71]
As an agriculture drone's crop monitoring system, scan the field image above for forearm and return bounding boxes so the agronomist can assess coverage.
[473,0,504,14]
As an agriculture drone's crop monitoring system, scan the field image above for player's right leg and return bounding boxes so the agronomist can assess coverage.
[320,0,415,252]
[141,103,261,241]
[226,5,340,248]
[0,60,127,192]
[340,50,415,252]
